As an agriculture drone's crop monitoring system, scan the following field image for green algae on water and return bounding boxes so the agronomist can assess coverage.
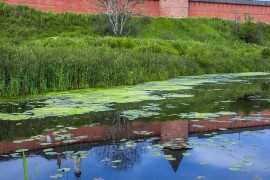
[0,72,269,121]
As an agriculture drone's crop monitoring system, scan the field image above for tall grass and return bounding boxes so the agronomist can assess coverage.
[22,151,28,180]
[0,2,270,98]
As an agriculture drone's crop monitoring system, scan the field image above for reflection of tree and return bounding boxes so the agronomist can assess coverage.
[93,112,148,171]
[93,142,147,171]
[236,94,262,115]
[110,112,132,140]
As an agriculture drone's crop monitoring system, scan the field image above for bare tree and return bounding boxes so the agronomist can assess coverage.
[90,0,143,36]
[232,8,241,34]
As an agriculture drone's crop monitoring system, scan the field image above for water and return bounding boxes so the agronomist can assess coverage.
[0,72,270,179]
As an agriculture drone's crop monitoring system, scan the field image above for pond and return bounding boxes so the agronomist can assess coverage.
[0,72,270,180]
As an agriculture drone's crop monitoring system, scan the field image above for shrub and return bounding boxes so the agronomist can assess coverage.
[237,13,263,44]
[261,48,270,59]
[89,14,113,36]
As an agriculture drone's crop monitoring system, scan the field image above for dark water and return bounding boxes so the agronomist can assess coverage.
[0,73,270,179]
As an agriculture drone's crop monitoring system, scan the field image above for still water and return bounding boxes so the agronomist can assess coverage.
[0,72,270,180]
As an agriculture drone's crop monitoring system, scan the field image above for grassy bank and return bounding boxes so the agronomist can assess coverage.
[1,2,270,98]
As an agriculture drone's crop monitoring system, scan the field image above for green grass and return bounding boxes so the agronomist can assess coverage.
[0,2,270,98]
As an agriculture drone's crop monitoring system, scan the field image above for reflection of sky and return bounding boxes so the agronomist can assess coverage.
[1,130,270,180]
[185,130,270,180]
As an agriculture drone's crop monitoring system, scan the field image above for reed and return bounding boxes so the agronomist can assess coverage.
[22,151,28,180]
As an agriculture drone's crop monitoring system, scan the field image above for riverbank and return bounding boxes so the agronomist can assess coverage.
[1,2,270,98]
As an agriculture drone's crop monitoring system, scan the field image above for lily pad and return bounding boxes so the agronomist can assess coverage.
[15,149,29,153]
[112,160,121,163]
[50,174,63,179]
[40,143,52,146]
[152,152,162,156]
[45,152,58,155]
[58,168,70,172]
[75,151,88,155]
[229,167,241,171]
[62,151,75,154]
[10,153,20,158]
[197,176,206,179]
[43,148,54,152]
[219,128,228,131]
[182,152,192,157]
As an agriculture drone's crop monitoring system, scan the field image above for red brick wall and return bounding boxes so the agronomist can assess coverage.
[3,0,96,13]
[159,0,189,18]
[2,0,160,16]
[189,2,270,23]
[4,0,270,23]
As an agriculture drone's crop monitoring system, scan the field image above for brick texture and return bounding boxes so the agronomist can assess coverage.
[189,2,270,23]
[3,0,270,23]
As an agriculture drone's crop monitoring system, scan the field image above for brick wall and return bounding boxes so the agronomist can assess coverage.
[3,0,270,23]
[189,1,270,23]
[2,0,160,16]
[159,0,189,18]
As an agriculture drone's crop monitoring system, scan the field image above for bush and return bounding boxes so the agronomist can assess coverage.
[89,14,113,36]
[237,13,263,44]
[261,48,270,59]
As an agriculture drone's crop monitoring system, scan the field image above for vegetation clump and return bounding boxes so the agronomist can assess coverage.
[234,13,263,44]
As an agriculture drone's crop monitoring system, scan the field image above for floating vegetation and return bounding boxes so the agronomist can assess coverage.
[162,94,194,98]
[43,148,54,152]
[199,162,208,165]
[63,139,77,144]
[1,72,269,121]
[45,152,57,155]
[196,176,206,180]
[243,155,255,159]
[112,160,121,163]
[58,168,70,172]
[179,111,238,119]
[179,112,219,119]
[152,152,162,156]
[216,112,237,116]
[165,104,177,109]
[93,178,104,180]
[218,128,228,131]
[121,110,159,120]
[50,174,63,179]
[13,140,23,144]
[162,155,176,161]
[65,127,78,130]
[192,124,204,128]
[62,151,75,155]
[75,151,88,155]
[40,143,52,146]
[240,161,254,166]
[141,103,161,111]
[182,152,192,157]
[229,167,241,171]
[16,149,28,153]
[133,131,153,135]
[10,153,20,158]
[125,141,136,148]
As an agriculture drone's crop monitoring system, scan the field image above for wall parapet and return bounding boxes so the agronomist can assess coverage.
[189,0,270,6]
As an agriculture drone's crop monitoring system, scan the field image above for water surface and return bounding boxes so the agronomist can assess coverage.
[0,72,270,179]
